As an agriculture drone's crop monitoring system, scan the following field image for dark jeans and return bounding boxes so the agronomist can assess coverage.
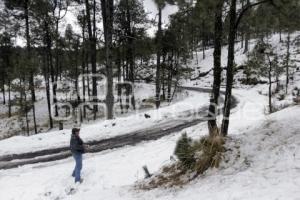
[72,153,82,183]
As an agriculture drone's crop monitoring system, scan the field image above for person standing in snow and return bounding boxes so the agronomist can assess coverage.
[70,128,85,183]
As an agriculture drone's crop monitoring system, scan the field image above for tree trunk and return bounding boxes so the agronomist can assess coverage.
[8,80,11,118]
[243,0,250,53]
[43,48,53,129]
[244,31,249,53]
[2,79,5,105]
[207,0,224,136]
[85,0,98,119]
[125,0,136,110]
[117,44,124,114]
[161,54,166,101]
[155,7,162,109]
[81,23,87,119]
[241,32,244,48]
[45,21,54,129]
[267,55,272,113]
[53,13,61,118]
[221,0,237,136]
[101,0,114,119]
[167,51,173,102]
[285,31,290,94]
[25,0,37,133]
[25,0,36,103]
[24,90,30,136]
[75,40,80,101]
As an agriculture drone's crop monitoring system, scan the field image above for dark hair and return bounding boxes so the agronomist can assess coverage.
[72,128,80,134]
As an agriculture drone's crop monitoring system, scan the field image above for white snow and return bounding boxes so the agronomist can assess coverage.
[0,87,299,200]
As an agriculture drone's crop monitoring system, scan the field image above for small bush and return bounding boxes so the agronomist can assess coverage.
[174,133,194,169]
[175,133,225,174]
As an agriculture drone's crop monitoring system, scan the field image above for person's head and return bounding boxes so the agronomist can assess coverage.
[72,128,80,136]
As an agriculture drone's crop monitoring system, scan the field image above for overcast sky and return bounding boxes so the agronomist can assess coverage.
[61,0,178,36]
[8,0,178,47]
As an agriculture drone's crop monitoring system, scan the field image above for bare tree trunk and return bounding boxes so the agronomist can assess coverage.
[8,80,11,117]
[244,31,249,53]
[101,0,114,119]
[241,32,244,48]
[43,48,53,129]
[117,44,124,114]
[53,8,61,118]
[155,7,162,109]
[25,0,37,133]
[25,0,36,103]
[279,22,282,42]
[207,0,224,136]
[24,90,30,136]
[243,0,250,53]
[85,0,98,119]
[124,0,136,110]
[167,51,173,102]
[1,79,5,105]
[285,31,290,94]
[162,54,166,101]
[75,40,80,101]
[221,0,237,136]
[81,22,87,119]
[267,55,272,113]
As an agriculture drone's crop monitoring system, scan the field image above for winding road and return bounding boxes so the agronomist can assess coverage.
[0,87,238,170]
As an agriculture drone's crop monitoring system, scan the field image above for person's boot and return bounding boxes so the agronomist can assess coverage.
[75,178,83,184]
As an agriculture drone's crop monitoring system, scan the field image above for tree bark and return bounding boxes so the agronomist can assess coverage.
[101,0,114,119]
[25,0,37,133]
[244,31,250,53]
[8,80,11,117]
[81,20,87,119]
[167,51,173,102]
[1,79,5,105]
[43,23,54,129]
[125,0,136,110]
[207,0,224,136]
[162,54,166,101]
[267,54,272,113]
[221,0,237,136]
[85,0,98,119]
[155,7,162,109]
[243,0,250,53]
[285,31,290,94]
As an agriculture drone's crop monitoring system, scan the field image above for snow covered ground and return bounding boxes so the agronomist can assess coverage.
[0,33,299,199]
[0,86,299,200]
